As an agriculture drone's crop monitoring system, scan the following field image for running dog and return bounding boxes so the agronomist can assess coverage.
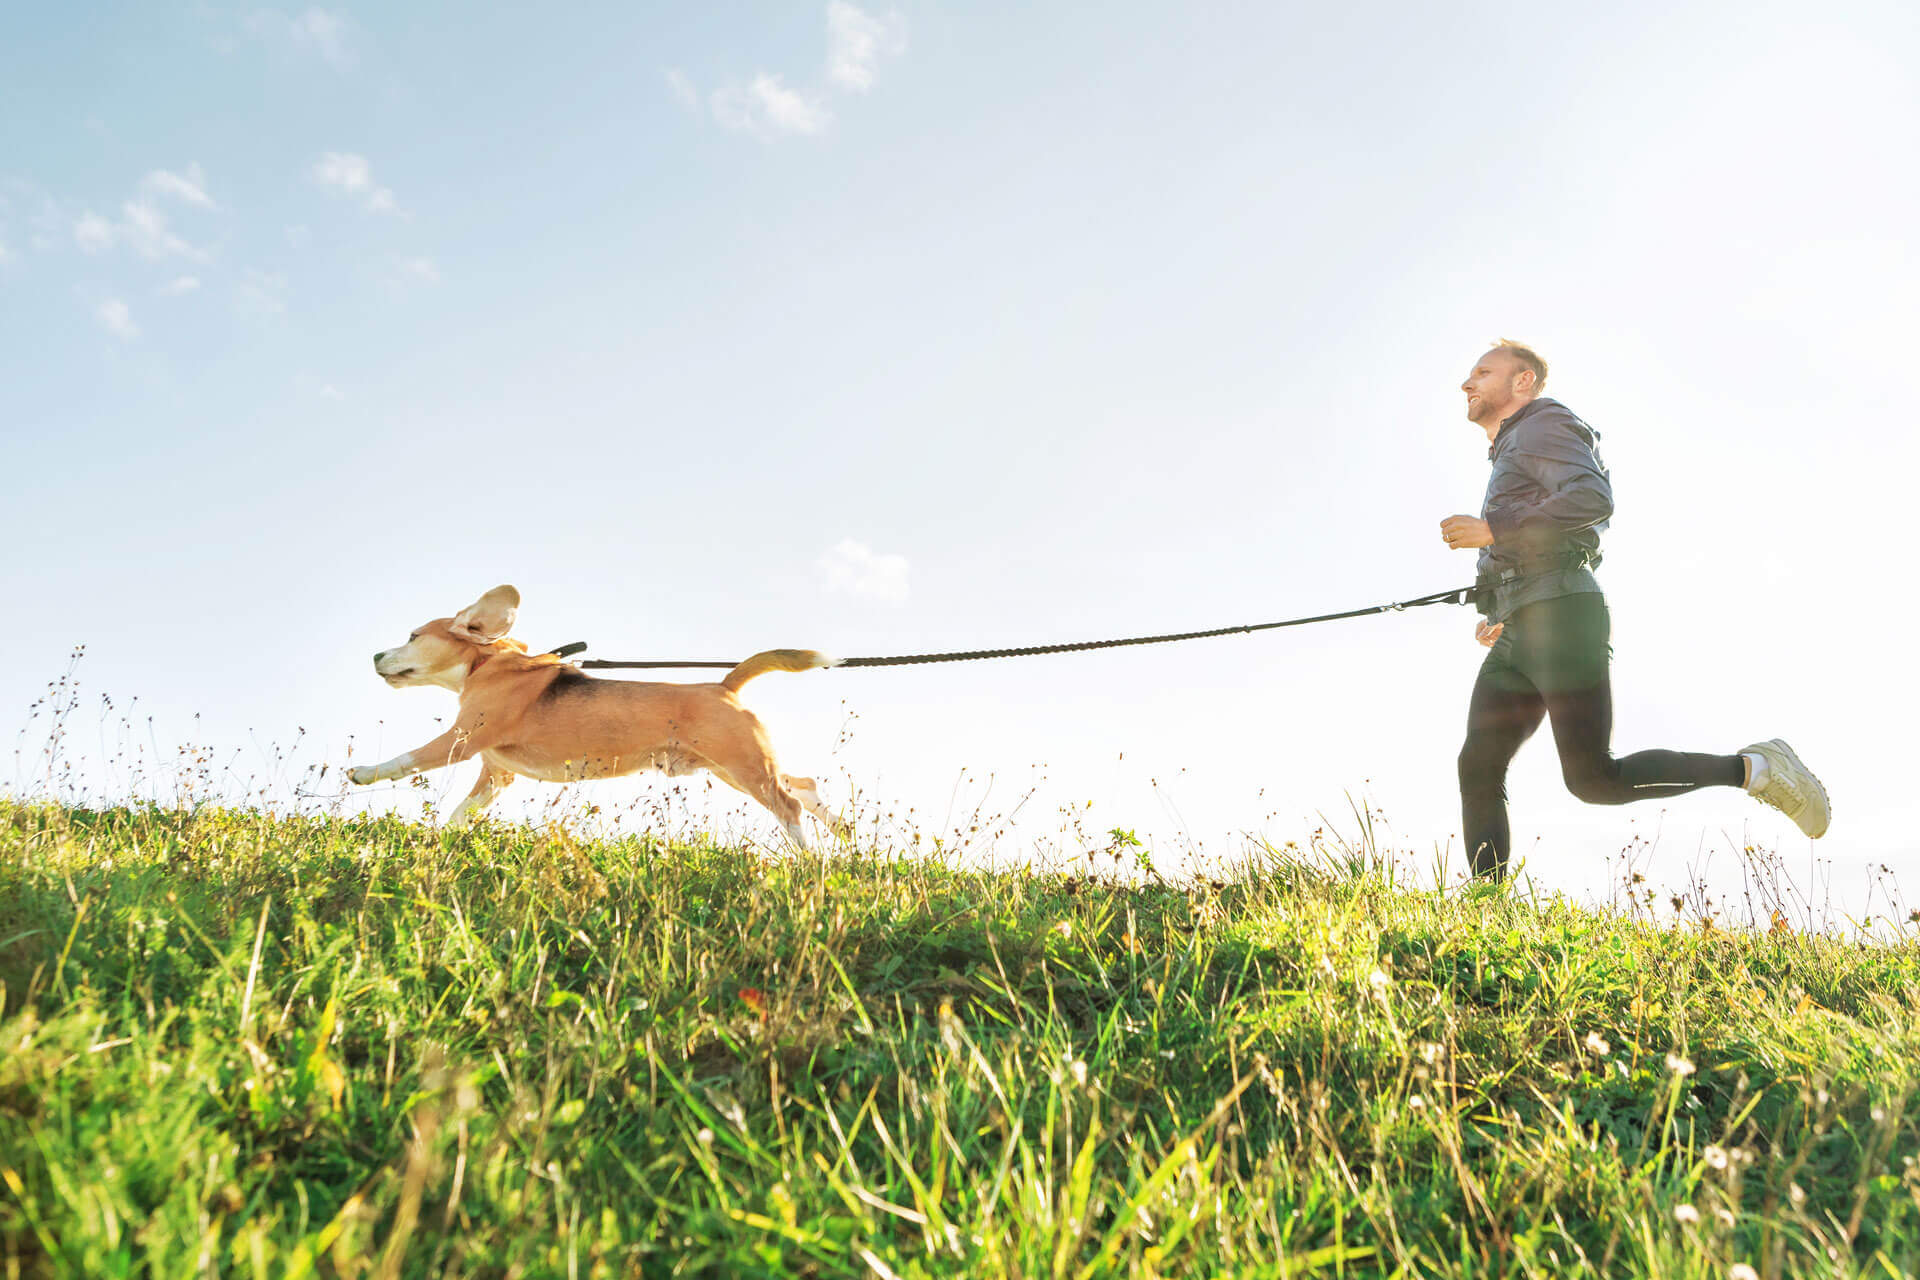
[347,585,848,845]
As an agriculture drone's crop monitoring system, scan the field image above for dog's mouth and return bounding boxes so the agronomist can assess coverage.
[383,668,416,682]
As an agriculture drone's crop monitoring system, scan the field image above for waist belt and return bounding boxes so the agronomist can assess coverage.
[1476,555,1595,588]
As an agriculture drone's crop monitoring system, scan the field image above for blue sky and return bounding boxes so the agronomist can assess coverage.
[4,2,1917,918]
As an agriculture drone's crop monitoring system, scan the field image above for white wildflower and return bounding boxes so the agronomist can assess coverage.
[1665,1053,1696,1077]
[1583,1031,1611,1057]
[1731,1266,1759,1280]
[1673,1204,1700,1225]
[1703,1145,1729,1170]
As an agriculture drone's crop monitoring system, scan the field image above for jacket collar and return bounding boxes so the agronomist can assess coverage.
[1488,397,1557,457]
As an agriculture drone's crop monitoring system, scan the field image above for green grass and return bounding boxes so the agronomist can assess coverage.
[3,800,1918,1278]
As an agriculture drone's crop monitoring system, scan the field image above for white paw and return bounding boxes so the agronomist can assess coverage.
[348,765,376,786]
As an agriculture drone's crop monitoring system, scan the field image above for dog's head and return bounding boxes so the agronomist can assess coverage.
[371,585,520,691]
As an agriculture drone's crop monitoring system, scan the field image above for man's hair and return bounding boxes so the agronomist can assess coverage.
[1492,339,1548,391]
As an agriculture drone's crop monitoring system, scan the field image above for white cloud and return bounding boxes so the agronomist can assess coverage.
[713,74,832,138]
[826,2,906,93]
[312,150,369,189]
[96,298,139,339]
[74,211,115,253]
[141,163,216,210]
[818,538,910,602]
[692,4,903,140]
[320,382,344,401]
[120,200,207,261]
[665,68,698,111]
[75,200,207,261]
[396,255,439,283]
[312,151,398,213]
[159,275,201,295]
[246,8,354,69]
[289,8,351,67]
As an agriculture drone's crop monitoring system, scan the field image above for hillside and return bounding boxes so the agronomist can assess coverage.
[3,801,1917,1278]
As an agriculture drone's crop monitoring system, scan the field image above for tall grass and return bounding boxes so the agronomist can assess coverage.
[4,798,1918,1278]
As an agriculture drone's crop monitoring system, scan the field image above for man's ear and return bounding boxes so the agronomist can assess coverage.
[450,585,520,643]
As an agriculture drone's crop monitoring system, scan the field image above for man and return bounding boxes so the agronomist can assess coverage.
[1439,341,1828,880]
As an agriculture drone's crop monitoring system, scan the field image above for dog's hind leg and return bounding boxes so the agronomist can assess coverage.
[448,761,515,828]
[709,763,809,851]
[782,774,851,842]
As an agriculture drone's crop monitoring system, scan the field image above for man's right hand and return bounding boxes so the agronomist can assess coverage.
[1475,619,1504,648]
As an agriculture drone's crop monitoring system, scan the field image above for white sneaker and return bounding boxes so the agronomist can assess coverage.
[1743,738,1830,839]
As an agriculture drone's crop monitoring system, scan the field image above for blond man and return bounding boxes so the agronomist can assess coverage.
[1440,341,1828,879]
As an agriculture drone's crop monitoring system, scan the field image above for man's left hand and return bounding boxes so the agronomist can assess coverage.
[1440,515,1494,550]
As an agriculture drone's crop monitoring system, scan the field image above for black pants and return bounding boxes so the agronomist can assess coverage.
[1457,591,1744,879]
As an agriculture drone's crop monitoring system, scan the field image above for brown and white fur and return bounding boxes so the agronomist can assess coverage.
[347,585,848,847]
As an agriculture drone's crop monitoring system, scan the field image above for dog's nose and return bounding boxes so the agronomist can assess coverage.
[373,651,386,664]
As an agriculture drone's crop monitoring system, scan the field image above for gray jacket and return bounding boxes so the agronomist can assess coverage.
[1474,397,1613,623]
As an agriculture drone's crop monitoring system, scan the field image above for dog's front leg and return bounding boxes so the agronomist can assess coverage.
[348,726,486,786]
[447,763,516,827]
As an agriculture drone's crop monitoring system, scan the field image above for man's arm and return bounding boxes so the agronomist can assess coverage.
[1484,413,1613,559]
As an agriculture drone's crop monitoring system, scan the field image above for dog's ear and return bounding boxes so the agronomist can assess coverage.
[450,585,520,643]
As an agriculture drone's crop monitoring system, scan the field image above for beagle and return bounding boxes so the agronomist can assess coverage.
[347,585,847,846]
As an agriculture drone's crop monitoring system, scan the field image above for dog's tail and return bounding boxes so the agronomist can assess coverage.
[721,648,837,693]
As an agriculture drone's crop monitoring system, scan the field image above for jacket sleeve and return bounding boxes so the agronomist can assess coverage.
[1484,412,1614,558]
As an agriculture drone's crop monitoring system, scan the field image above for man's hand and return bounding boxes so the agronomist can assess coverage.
[1440,515,1494,550]
[1475,619,1504,648]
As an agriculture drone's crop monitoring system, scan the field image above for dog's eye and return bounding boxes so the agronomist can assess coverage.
[409,632,420,641]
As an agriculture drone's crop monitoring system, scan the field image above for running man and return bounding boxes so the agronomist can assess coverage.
[1439,340,1828,880]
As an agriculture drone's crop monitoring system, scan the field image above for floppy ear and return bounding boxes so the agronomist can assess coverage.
[450,584,520,643]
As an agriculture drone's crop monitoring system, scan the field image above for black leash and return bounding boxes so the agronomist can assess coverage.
[546,582,1479,671]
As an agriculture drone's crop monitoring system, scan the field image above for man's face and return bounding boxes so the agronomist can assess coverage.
[1461,349,1530,428]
